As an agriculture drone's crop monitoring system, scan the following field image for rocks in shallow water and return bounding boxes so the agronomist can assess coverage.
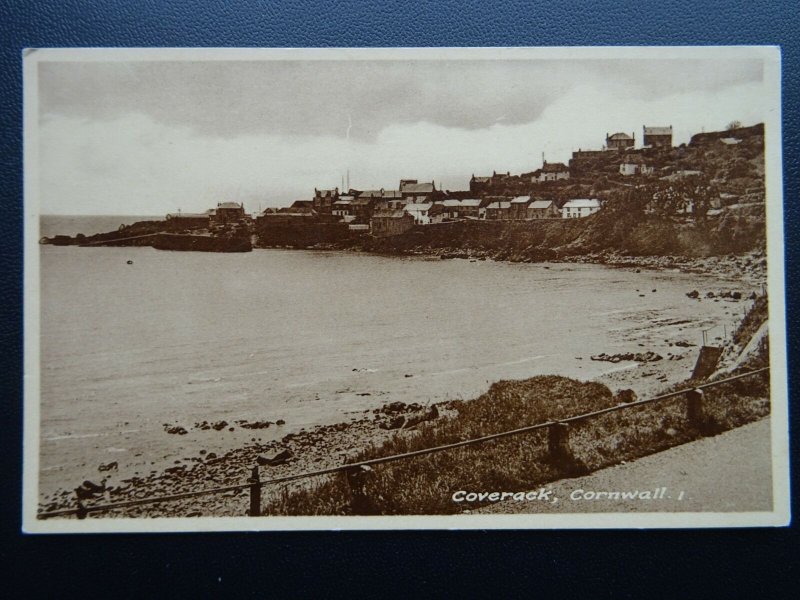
[276,419,286,426]
[164,425,188,435]
[590,351,663,363]
[674,340,696,347]
[686,290,700,299]
[240,420,272,429]
[211,421,228,431]
[257,448,294,466]
[98,461,118,472]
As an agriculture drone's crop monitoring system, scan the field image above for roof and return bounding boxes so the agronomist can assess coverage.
[441,199,462,207]
[541,162,569,172]
[351,197,376,206]
[460,199,482,207]
[486,201,511,209]
[644,126,672,136]
[404,203,433,211]
[333,200,352,206]
[401,182,435,194]
[291,200,313,208]
[510,196,531,204]
[372,209,408,219]
[562,199,600,209]
[471,176,491,183]
[279,205,314,214]
[217,202,243,209]
[528,200,554,210]
[607,132,634,140]
[166,213,209,219]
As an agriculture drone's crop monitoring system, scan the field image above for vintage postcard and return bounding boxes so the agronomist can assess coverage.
[22,47,788,532]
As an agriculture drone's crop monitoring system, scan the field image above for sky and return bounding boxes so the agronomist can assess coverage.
[36,55,768,215]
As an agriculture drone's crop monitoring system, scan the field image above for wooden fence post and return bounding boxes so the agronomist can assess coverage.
[248,465,262,517]
[548,422,571,461]
[346,465,375,515]
[686,388,706,429]
[547,422,587,475]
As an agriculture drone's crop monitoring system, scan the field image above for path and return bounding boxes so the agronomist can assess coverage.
[477,417,774,514]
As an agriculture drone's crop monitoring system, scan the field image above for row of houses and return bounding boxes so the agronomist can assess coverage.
[369,197,600,236]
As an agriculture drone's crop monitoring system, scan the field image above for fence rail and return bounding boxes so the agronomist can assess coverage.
[37,366,770,519]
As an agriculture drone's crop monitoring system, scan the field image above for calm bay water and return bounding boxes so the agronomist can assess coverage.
[37,217,749,500]
[40,214,163,238]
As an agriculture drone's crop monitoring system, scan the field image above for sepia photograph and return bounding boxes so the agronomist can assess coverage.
[22,46,788,532]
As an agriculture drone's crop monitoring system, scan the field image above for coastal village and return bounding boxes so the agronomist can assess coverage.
[158,122,765,245]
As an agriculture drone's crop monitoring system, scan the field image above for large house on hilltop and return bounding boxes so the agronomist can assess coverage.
[562,199,600,218]
[533,161,570,182]
[643,125,673,148]
[606,132,635,150]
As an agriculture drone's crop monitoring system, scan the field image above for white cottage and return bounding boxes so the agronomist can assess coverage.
[404,202,434,225]
[561,199,601,218]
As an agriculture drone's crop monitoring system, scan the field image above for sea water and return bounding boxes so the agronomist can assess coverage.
[36,217,750,499]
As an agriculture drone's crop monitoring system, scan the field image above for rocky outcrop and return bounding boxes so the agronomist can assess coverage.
[591,351,663,363]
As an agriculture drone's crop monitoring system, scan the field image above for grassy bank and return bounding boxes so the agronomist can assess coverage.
[263,297,770,516]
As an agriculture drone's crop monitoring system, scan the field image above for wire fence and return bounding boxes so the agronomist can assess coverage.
[37,366,770,519]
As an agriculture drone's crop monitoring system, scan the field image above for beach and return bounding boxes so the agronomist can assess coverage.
[37,244,762,516]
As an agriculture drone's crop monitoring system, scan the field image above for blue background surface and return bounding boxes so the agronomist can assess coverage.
[0,0,797,596]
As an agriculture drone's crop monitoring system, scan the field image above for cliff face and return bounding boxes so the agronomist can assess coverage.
[337,206,765,261]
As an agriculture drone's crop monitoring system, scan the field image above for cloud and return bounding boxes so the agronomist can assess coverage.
[37,77,768,215]
[38,58,763,141]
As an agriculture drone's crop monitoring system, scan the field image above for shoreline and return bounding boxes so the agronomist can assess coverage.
[36,246,767,518]
[257,243,767,287]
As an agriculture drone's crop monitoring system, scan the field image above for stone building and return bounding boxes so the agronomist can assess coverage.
[526,199,559,219]
[606,132,635,150]
[643,125,673,148]
[370,209,415,237]
[313,188,339,214]
[212,202,246,226]
[534,161,570,182]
